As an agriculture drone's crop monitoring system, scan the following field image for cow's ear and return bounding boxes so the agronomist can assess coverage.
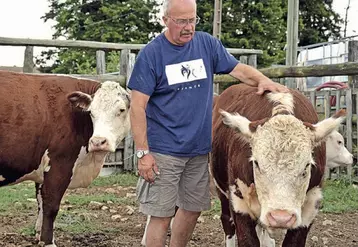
[311,109,346,144]
[220,109,254,139]
[67,91,92,111]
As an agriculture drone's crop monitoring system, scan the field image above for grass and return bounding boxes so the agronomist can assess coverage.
[90,172,138,187]
[321,179,358,213]
[0,181,37,213]
[1,173,357,236]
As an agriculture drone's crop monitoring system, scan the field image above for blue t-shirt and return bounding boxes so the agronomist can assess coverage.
[128,31,238,156]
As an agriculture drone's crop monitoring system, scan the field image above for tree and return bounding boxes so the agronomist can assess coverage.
[297,0,342,46]
[196,0,342,67]
[36,0,162,74]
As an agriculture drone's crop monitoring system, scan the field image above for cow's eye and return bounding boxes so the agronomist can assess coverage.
[116,109,125,116]
[338,141,343,145]
[301,163,310,178]
[253,160,260,171]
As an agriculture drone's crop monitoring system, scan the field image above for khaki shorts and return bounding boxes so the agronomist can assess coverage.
[136,152,211,217]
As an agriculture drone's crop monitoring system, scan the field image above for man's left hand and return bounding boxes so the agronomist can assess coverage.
[257,79,289,95]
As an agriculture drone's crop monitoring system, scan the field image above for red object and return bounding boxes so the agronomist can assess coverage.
[315,81,349,106]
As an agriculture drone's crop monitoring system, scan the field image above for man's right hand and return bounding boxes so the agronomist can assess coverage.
[138,153,160,184]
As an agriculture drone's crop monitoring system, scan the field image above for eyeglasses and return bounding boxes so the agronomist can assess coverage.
[167,16,200,26]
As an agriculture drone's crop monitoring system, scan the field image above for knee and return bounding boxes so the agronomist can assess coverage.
[149,216,172,229]
[180,209,201,220]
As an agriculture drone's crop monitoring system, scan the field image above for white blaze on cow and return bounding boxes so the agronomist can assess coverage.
[220,92,345,230]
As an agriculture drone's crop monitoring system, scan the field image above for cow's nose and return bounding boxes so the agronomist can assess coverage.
[267,210,296,228]
[90,137,108,150]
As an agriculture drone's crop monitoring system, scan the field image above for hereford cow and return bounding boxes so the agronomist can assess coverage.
[211,84,345,247]
[0,70,131,246]
[326,130,353,170]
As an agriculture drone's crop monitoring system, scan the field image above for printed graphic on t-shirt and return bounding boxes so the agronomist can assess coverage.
[165,59,207,85]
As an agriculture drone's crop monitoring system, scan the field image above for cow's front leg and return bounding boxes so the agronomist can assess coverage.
[40,157,73,247]
[35,183,43,241]
[218,190,236,247]
[231,212,260,247]
[281,225,311,247]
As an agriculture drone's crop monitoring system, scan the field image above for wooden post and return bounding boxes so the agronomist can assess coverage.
[120,49,136,172]
[248,55,257,68]
[125,53,136,173]
[213,0,222,39]
[324,91,331,119]
[348,40,358,88]
[285,0,299,89]
[240,56,248,65]
[96,50,106,74]
[309,91,316,109]
[120,49,130,76]
[346,88,353,183]
[23,46,34,73]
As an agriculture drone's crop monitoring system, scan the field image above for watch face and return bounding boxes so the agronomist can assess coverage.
[136,150,144,158]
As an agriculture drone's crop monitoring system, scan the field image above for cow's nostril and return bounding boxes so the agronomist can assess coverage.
[90,137,107,147]
[267,210,296,228]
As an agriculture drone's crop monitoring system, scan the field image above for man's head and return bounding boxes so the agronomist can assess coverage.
[162,0,198,46]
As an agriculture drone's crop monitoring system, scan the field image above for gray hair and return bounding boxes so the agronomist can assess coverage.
[163,0,196,16]
[162,0,171,16]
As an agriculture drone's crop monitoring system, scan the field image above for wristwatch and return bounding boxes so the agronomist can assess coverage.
[136,149,149,159]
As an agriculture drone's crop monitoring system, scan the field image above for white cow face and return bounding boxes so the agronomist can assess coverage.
[220,108,345,230]
[67,81,131,152]
[326,130,353,169]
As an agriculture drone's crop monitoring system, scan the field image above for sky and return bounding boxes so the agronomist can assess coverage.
[0,0,357,67]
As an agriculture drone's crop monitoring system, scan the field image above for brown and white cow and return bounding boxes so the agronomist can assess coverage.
[326,130,353,170]
[0,70,131,246]
[211,84,345,247]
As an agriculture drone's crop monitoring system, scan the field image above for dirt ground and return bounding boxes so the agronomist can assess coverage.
[0,185,357,247]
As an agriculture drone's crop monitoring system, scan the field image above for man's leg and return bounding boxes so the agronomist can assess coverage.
[170,154,211,247]
[146,215,172,247]
[169,208,200,247]
[137,153,188,247]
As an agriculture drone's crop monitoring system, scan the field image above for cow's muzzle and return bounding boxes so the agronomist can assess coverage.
[266,209,296,228]
[89,136,110,152]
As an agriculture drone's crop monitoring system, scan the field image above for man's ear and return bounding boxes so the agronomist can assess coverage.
[162,16,169,26]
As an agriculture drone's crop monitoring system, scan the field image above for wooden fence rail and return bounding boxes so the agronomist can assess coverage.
[2,36,358,181]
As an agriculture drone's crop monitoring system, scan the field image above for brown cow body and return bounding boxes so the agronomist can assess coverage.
[211,84,344,246]
[0,71,130,246]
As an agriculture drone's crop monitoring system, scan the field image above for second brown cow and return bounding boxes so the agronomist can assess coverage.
[211,84,345,246]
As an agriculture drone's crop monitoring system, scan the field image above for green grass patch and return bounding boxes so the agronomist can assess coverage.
[202,198,221,217]
[90,172,138,187]
[321,179,358,213]
[0,181,37,213]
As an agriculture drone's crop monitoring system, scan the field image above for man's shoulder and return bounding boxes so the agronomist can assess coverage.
[142,34,164,51]
[194,31,215,41]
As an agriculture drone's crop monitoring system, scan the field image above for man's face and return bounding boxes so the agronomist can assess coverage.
[163,0,198,46]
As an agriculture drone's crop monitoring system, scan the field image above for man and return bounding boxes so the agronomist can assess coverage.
[128,0,288,246]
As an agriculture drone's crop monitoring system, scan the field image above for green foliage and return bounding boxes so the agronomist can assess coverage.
[37,0,343,73]
[321,179,358,213]
[297,0,342,46]
[37,0,162,74]
[196,0,342,68]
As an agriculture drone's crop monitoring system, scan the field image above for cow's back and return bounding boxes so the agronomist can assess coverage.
[212,84,325,192]
[0,71,100,183]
